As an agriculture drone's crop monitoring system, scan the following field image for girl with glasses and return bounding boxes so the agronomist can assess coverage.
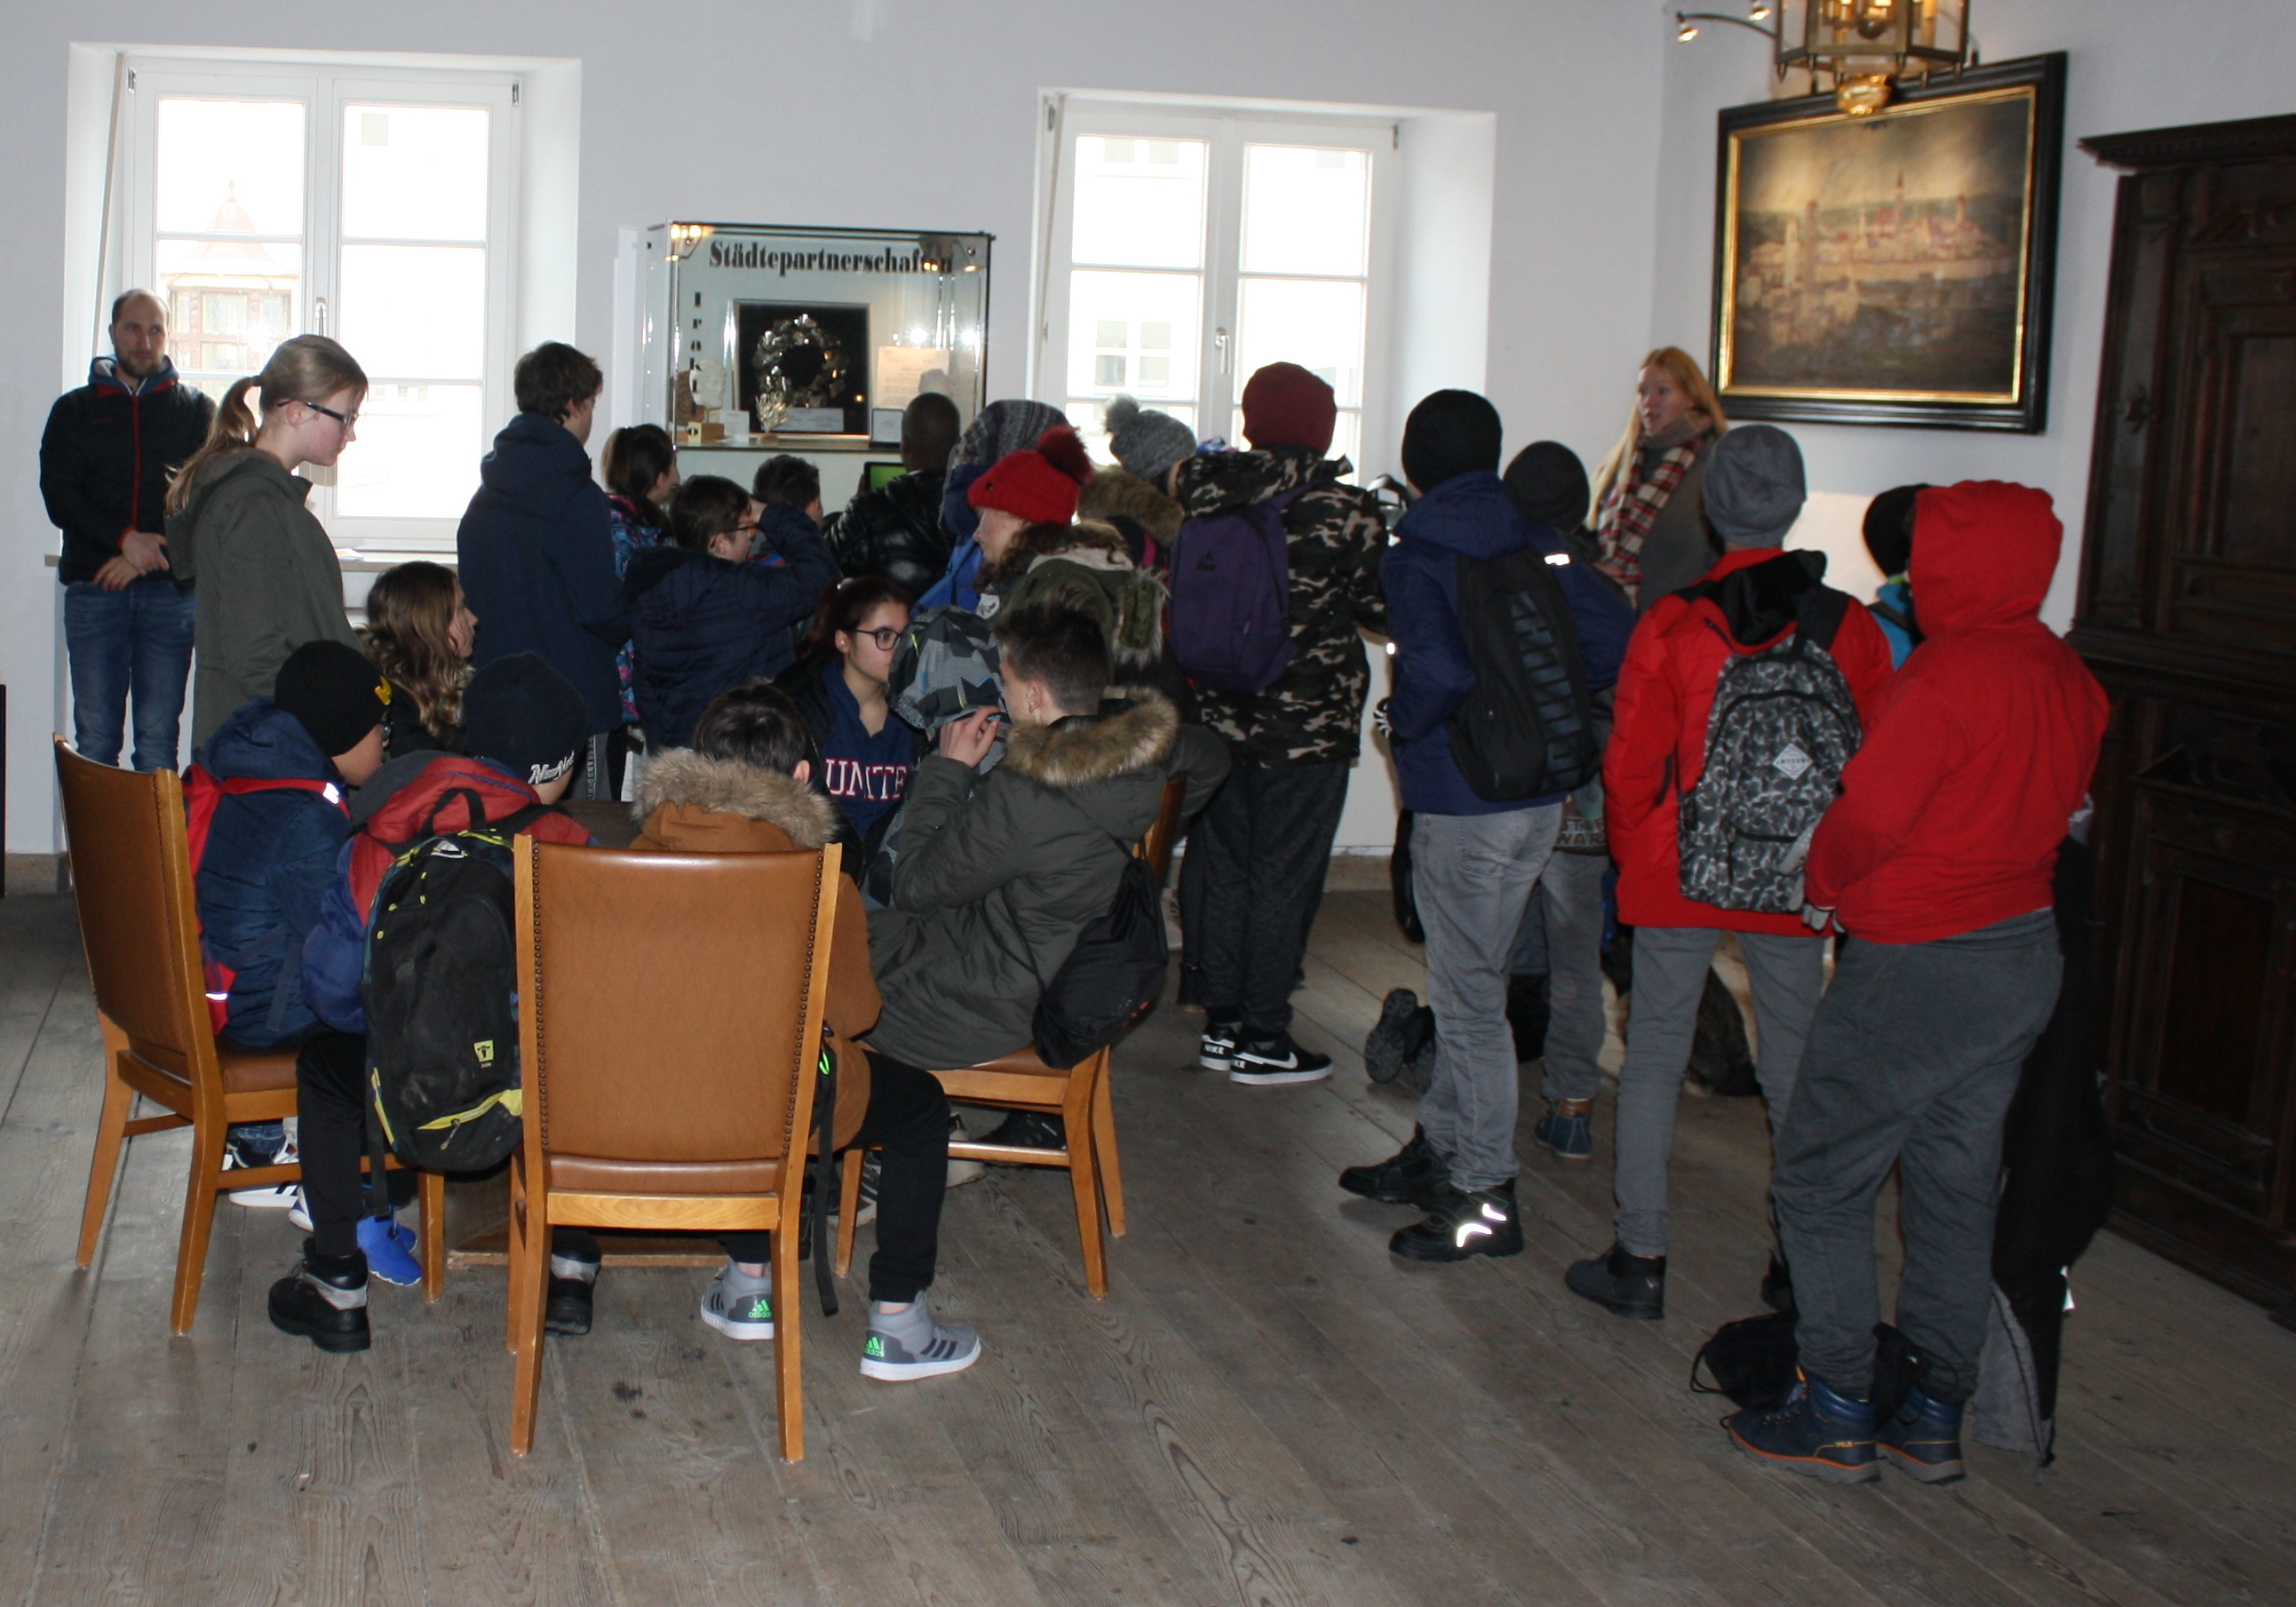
[777,574,919,862]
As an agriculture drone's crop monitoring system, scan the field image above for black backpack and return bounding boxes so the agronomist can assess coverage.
[1013,841,1169,1070]
[361,797,555,1173]
[1446,547,1598,803]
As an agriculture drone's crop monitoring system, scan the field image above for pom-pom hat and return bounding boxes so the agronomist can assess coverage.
[967,426,1094,525]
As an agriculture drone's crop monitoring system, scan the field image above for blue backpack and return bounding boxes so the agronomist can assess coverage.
[1168,486,1308,694]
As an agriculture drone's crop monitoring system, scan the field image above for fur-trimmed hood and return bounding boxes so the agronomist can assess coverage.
[986,522,1169,670]
[632,748,841,849]
[1077,466,1185,546]
[1002,687,1178,791]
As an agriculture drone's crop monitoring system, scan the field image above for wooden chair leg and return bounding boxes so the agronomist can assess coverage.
[170,1108,229,1334]
[417,1170,447,1301]
[835,1149,863,1278]
[1063,1058,1109,1299]
[504,1158,529,1356]
[509,1176,550,1457]
[773,1205,805,1462]
[77,1026,136,1268]
[1092,1070,1125,1238]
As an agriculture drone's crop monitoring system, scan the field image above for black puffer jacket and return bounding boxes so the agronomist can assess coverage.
[624,531,840,752]
[40,358,214,585]
[822,468,949,599]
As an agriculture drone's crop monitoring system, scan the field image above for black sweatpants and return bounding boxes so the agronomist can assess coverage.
[721,1052,949,1304]
[1186,760,1351,1038]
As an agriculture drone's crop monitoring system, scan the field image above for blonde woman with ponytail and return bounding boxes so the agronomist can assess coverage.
[168,336,369,748]
[1584,347,1728,610]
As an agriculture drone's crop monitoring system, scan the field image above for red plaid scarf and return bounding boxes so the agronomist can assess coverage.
[1593,434,1706,601]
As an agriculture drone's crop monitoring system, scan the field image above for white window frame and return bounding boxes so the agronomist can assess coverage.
[121,56,523,553]
[1033,99,1398,475]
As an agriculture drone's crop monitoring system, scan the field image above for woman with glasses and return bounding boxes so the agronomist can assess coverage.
[777,575,919,855]
[166,335,370,751]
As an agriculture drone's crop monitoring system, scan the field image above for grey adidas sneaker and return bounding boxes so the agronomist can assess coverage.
[698,1269,775,1340]
[859,1314,981,1381]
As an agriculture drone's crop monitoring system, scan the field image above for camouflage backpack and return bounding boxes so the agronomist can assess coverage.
[888,605,1003,736]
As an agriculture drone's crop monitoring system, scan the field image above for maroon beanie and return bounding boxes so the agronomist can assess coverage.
[967,426,1093,524]
[1241,362,1338,455]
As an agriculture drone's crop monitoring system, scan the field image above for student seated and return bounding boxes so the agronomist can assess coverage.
[630,681,975,1380]
[195,640,388,1208]
[272,654,595,1354]
[624,475,838,752]
[362,560,476,759]
[775,575,919,862]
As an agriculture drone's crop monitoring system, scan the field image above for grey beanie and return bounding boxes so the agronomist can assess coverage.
[1103,394,1196,482]
[1702,424,1807,548]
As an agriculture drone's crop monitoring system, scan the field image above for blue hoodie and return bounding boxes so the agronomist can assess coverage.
[193,700,352,1046]
[456,412,628,733]
[1384,470,1631,816]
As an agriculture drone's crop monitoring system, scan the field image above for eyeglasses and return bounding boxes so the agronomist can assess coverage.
[854,626,903,650]
[306,401,359,430]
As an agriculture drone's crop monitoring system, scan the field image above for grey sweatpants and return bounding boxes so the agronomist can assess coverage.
[1413,806,1562,1193]
[1529,850,1612,1104]
[1612,924,1826,1257]
[1774,909,2061,1403]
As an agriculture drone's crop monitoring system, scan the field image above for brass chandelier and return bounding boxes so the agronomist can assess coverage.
[1675,1,1976,116]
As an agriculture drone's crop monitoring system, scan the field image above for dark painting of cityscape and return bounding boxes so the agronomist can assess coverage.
[1718,83,2046,420]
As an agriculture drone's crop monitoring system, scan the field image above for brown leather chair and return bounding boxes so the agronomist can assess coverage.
[56,739,444,1333]
[508,837,842,1461]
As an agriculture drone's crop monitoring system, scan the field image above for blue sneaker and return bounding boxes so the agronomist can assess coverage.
[355,1213,423,1288]
[1534,1099,1594,1163]
[1725,1373,1879,1484]
[1877,1386,1966,1484]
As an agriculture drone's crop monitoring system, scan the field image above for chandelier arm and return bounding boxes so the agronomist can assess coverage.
[1674,11,1783,42]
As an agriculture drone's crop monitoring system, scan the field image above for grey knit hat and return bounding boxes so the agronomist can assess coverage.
[1102,395,1196,482]
[1703,424,1807,548]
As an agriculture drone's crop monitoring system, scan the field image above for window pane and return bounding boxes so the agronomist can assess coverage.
[1235,278,1365,407]
[1072,135,1207,268]
[1065,271,1201,401]
[155,99,306,237]
[1241,146,1370,277]
[338,245,487,378]
[341,104,489,241]
[334,383,484,518]
[1071,400,1196,466]
[155,237,303,387]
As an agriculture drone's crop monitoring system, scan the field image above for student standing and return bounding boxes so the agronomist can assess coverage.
[822,394,964,597]
[166,335,369,752]
[41,289,212,769]
[600,423,679,731]
[1585,347,1727,609]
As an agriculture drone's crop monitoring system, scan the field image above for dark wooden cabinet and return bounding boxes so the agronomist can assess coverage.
[2072,115,2296,1322]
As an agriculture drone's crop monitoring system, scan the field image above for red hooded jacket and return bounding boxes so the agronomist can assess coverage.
[347,752,592,918]
[1605,545,1896,935]
[1807,482,2107,943]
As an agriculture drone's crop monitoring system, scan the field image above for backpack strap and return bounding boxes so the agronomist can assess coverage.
[810,1030,839,1318]
[1794,586,1852,652]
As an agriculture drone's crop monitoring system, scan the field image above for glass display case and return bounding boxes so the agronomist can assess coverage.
[641,222,990,507]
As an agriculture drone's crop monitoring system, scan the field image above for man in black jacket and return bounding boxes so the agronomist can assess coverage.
[822,393,961,597]
[41,290,213,769]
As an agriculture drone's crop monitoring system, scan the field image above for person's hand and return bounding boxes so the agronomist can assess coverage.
[121,529,167,575]
[91,555,139,590]
[1801,903,1836,934]
[936,707,999,768]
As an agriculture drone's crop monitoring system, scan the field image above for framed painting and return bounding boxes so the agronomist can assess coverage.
[1712,52,2065,433]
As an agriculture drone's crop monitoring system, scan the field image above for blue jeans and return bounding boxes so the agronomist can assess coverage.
[64,577,196,770]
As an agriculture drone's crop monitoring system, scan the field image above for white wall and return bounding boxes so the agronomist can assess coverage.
[1648,0,2296,631]
[4,0,1668,855]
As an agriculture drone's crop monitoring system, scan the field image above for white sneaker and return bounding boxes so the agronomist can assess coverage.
[860,1310,981,1381]
[288,1189,312,1232]
[698,1268,775,1340]
[946,1113,986,1188]
[224,1134,299,1207]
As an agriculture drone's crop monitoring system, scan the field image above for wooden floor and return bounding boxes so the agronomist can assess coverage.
[4,888,2291,1607]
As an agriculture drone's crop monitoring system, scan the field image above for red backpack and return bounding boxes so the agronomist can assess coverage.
[182,765,349,1036]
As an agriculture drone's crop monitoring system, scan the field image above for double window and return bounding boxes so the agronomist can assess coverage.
[123,60,520,549]
[1035,105,1389,472]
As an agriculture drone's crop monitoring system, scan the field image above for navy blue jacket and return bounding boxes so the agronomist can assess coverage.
[456,413,627,733]
[1385,471,1632,816]
[624,526,840,752]
[193,701,352,1046]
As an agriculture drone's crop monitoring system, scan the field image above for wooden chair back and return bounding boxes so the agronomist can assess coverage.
[1140,772,1188,886]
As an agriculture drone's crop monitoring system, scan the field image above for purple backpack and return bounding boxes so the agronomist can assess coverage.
[1168,485,1308,694]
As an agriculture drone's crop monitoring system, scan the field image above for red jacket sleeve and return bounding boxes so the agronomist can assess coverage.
[1602,609,1680,863]
[1806,677,1961,909]
[1832,602,1898,729]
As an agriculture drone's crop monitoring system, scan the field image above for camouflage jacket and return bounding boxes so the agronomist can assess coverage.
[1172,446,1387,767]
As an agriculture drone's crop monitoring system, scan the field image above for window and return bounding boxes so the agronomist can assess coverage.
[1036,106,1390,471]
[123,60,520,550]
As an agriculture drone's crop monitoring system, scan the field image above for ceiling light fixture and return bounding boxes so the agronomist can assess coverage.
[1673,1,1975,116]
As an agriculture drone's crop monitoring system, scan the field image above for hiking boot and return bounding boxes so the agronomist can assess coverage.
[1534,1098,1594,1163]
[1230,1032,1332,1086]
[859,1304,982,1381]
[268,1240,370,1354]
[545,1254,600,1336]
[1565,1242,1667,1319]
[1198,1018,1243,1073]
[1363,990,1419,1084]
[1725,1374,1879,1484]
[1338,1126,1450,1208]
[1389,1181,1524,1262]
[697,1268,775,1341]
[356,1211,423,1288]
[1760,1250,1796,1315]
[1876,1386,1966,1484]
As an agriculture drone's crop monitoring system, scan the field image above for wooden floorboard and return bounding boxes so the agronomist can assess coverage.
[4,888,2291,1606]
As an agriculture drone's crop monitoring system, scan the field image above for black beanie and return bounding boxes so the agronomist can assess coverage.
[1401,390,1504,493]
[1503,441,1592,533]
[1863,482,1928,578]
[462,653,587,789]
[273,640,387,759]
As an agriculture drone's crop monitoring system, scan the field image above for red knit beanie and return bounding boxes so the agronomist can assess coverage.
[1241,362,1338,455]
[967,426,1092,524]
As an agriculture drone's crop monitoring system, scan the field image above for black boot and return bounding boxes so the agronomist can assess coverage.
[1338,1126,1449,1207]
[1389,1181,1524,1262]
[1565,1242,1667,1319]
[268,1240,371,1354]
